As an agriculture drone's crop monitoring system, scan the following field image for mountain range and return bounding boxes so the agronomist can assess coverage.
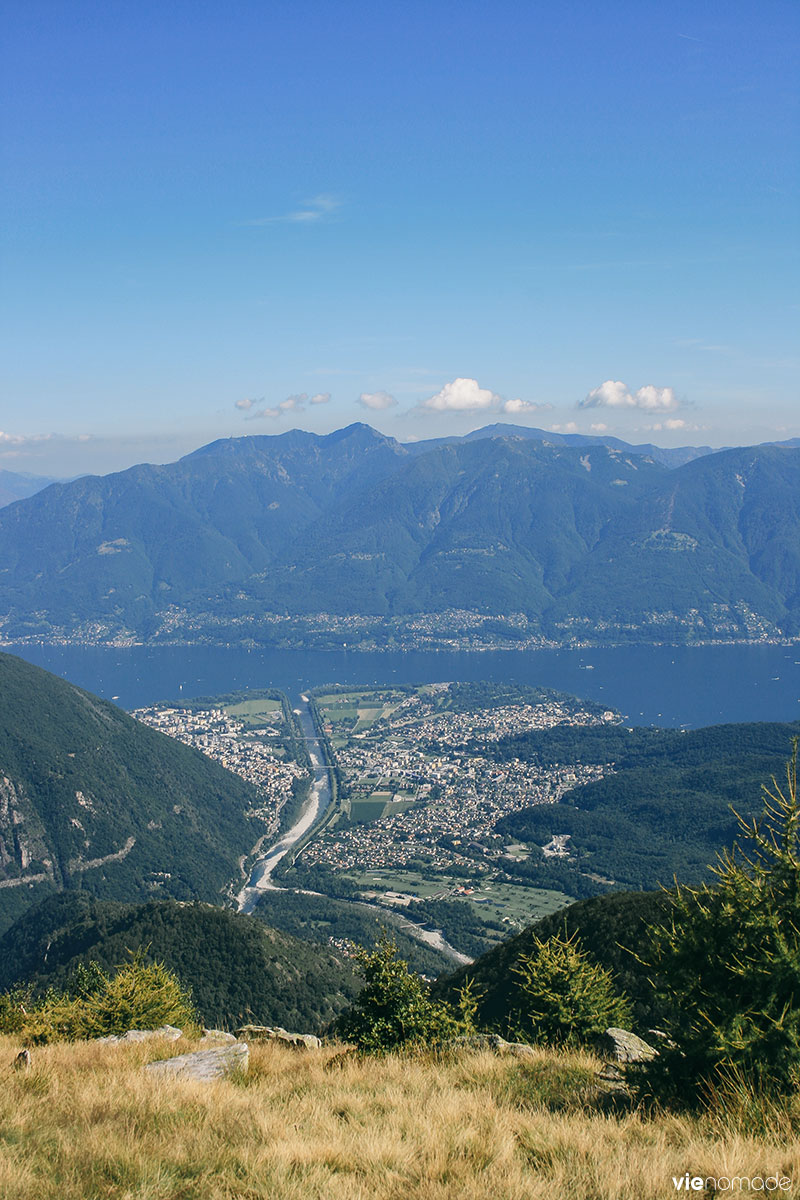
[0,469,59,509]
[1,423,799,647]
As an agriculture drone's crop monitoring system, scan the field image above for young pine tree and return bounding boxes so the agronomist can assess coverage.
[510,929,630,1047]
[644,742,800,1104]
[335,936,476,1053]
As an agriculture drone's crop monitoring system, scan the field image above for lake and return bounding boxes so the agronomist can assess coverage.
[9,642,800,729]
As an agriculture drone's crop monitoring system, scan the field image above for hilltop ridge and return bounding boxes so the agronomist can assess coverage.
[0,425,798,648]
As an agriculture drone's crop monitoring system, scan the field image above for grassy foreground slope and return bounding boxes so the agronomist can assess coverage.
[0,650,268,934]
[0,893,358,1031]
[1,1035,797,1200]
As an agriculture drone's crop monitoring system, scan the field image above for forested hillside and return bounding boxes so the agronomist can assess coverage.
[487,719,800,890]
[0,893,358,1030]
[0,651,269,934]
[433,890,673,1036]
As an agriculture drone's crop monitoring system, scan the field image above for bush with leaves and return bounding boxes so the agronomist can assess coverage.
[334,936,479,1053]
[643,743,800,1105]
[509,930,630,1047]
[0,949,197,1044]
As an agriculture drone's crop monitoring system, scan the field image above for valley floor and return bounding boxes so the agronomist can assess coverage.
[1,1035,798,1199]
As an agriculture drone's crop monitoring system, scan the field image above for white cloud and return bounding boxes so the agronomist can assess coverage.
[579,380,680,411]
[549,422,578,434]
[501,398,550,415]
[279,394,307,413]
[235,398,254,411]
[310,392,331,405]
[580,380,631,409]
[654,418,687,431]
[422,377,500,412]
[590,422,608,432]
[358,390,397,411]
[634,385,679,411]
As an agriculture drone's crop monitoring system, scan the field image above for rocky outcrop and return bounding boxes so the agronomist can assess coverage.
[145,1042,249,1081]
[234,1024,322,1049]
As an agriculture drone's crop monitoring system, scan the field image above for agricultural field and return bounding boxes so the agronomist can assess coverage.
[223,695,283,725]
[348,867,570,930]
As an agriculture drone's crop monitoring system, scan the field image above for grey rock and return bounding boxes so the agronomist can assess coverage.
[95,1025,183,1045]
[604,1027,657,1063]
[234,1024,321,1049]
[145,1042,249,1082]
[201,1029,237,1044]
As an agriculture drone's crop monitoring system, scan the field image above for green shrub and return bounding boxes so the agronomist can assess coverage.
[643,742,800,1105]
[0,949,197,1044]
[335,936,477,1053]
[509,930,630,1047]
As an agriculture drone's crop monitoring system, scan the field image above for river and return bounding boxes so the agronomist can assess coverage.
[236,694,332,913]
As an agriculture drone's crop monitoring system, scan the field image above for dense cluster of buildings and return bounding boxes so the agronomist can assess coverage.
[301,688,613,875]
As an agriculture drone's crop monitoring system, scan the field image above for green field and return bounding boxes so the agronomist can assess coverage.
[348,800,388,823]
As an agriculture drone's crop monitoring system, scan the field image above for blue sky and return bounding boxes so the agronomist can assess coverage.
[1,0,798,475]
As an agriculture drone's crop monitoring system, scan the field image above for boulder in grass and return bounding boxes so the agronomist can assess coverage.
[200,1029,237,1044]
[96,1025,183,1045]
[442,1034,536,1058]
[145,1042,249,1082]
[603,1027,657,1063]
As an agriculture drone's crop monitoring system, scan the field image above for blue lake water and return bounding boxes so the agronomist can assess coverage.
[9,642,800,729]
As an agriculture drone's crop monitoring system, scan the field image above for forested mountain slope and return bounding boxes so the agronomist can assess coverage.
[0,651,268,934]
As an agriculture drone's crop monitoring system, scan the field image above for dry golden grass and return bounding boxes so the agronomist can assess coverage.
[0,1034,798,1200]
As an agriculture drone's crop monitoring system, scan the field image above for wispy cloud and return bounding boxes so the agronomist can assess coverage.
[579,380,680,412]
[245,391,331,420]
[674,338,733,354]
[243,194,342,226]
[358,391,397,411]
[0,430,60,452]
[650,418,707,432]
[501,398,551,416]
